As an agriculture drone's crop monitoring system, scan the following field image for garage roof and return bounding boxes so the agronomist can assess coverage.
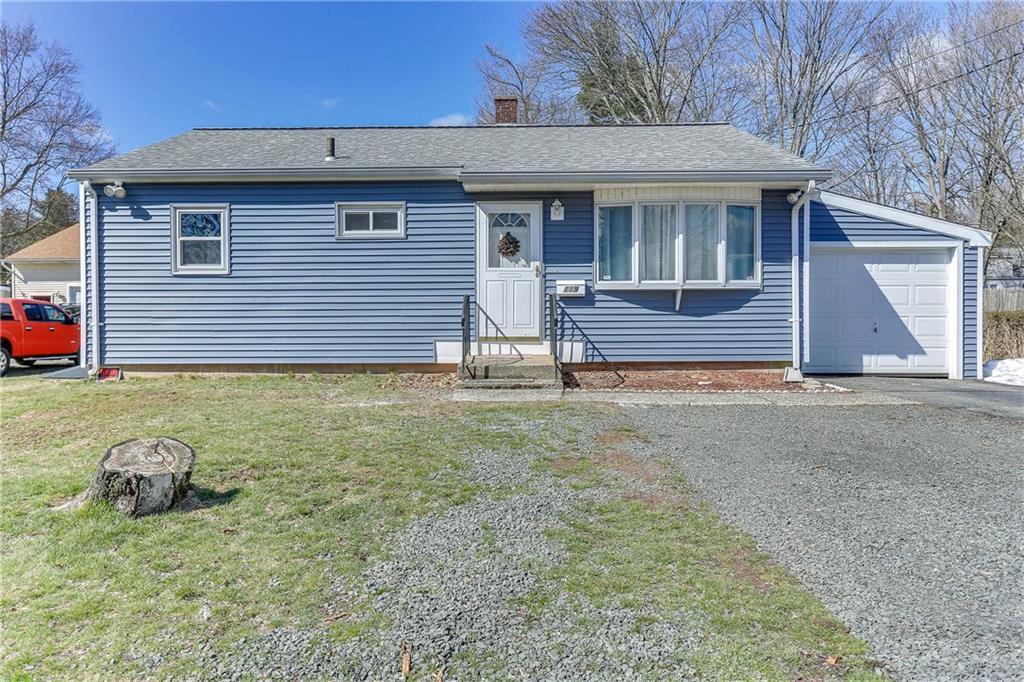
[815,191,993,247]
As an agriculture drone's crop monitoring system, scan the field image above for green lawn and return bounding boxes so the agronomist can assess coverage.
[1,375,878,679]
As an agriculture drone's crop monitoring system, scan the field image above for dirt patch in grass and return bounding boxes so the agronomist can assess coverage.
[565,369,816,392]
[380,372,458,390]
[594,424,646,445]
[598,449,667,485]
[725,546,778,594]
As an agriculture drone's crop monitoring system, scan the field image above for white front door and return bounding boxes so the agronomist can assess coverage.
[477,202,543,340]
[807,247,952,374]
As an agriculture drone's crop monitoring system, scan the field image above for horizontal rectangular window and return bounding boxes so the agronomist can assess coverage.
[171,205,230,275]
[594,198,760,290]
[336,202,406,239]
[597,205,633,282]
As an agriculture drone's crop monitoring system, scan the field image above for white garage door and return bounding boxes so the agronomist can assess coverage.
[807,248,951,374]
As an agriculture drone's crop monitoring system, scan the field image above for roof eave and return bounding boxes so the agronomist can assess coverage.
[459,169,832,187]
[66,166,465,183]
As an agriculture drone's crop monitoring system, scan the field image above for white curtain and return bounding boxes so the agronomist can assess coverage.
[642,204,676,281]
[685,204,719,281]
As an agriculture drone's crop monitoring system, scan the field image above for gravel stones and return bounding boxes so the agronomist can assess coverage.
[190,416,701,680]
[628,403,1024,681]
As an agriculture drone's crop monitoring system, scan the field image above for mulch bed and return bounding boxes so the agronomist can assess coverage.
[563,369,833,393]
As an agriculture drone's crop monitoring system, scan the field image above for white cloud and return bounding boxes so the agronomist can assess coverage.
[203,100,222,112]
[428,113,471,127]
[321,97,341,110]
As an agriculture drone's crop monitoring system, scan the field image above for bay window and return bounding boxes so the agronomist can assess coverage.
[594,199,760,289]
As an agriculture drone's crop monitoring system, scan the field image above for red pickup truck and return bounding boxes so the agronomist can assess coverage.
[0,298,80,376]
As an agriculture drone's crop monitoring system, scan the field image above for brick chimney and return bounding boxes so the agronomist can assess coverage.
[493,97,519,124]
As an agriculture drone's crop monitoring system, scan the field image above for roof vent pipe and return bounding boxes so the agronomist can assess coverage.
[325,136,336,161]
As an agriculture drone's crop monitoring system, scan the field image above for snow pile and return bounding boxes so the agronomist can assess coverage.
[982,358,1024,387]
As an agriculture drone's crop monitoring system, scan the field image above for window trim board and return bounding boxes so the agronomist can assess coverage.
[335,201,407,240]
[170,204,231,275]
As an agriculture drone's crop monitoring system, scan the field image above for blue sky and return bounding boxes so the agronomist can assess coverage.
[7,2,533,154]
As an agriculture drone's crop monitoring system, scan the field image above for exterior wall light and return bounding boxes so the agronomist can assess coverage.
[550,198,564,221]
[103,183,127,199]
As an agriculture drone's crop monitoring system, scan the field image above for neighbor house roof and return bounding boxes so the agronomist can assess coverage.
[69,124,831,185]
[4,224,80,262]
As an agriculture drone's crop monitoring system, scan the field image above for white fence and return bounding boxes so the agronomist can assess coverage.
[984,289,1024,312]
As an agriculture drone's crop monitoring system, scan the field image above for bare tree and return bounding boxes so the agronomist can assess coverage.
[745,0,891,158]
[479,1,747,125]
[829,95,911,206]
[847,1,1024,264]
[474,44,584,124]
[1,21,114,246]
[944,1,1024,266]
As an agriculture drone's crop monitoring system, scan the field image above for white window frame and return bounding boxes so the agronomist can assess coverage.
[171,204,231,275]
[593,199,761,290]
[336,202,406,239]
[726,202,762,288]
[595,202,637,286]
[639,202,680,286]
[66,282,82,305]
[682,202,725,287]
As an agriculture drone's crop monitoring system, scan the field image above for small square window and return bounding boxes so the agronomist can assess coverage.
[336,203,406,239]
[171,205,230,275]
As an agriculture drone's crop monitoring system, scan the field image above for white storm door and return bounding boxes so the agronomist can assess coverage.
[477,203,543,339]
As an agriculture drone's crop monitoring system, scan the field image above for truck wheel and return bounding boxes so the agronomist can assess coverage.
[18,359,36,367]
[0,347,10,377]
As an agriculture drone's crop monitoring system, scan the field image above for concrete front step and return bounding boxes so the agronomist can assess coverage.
[456,377,563,390]
[461,354,559,382]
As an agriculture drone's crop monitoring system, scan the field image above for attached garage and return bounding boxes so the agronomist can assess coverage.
[804,192,990,380]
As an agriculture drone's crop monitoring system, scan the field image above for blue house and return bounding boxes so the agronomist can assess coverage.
[69,100,992,380]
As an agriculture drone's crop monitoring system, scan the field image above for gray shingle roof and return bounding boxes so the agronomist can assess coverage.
[71,123,830,180]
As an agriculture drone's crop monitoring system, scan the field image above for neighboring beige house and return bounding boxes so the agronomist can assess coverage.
[2,224,81,305]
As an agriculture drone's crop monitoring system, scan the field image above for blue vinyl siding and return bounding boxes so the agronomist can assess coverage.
[481,189,793,362]
[89,182,474,365]
[83,180,981,374]
[810,202,956,244]
[964,246,979,378]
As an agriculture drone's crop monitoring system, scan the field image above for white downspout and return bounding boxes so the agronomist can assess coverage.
[78,183,87,368]
[787,180,815,370]
[83,180,101,375]
[803,193,812,364]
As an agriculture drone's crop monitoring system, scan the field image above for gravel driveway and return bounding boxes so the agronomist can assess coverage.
[632,403,1024,680]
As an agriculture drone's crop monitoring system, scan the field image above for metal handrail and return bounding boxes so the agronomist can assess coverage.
[548,293,557,356]
[460,294,471,375]
[548,293,560,381]
[460,293,563,381]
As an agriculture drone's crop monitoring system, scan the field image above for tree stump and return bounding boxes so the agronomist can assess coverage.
[86,437,196,517]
